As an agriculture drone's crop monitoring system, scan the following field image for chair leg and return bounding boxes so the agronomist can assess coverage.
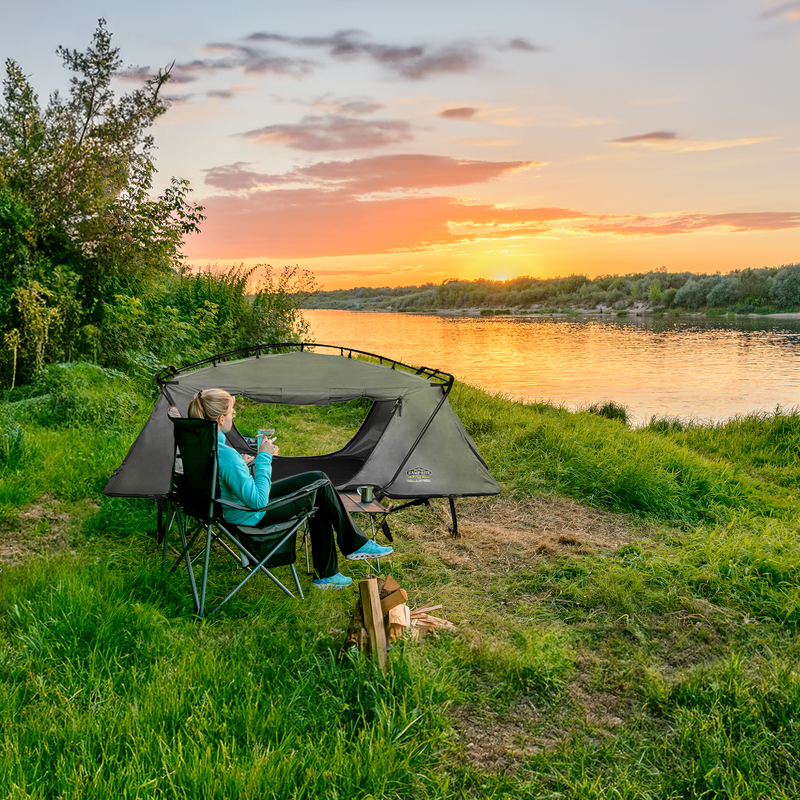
[198,523,214,618]
[170,508,200,613]
[363,513,381,575]
[291,564,304,600]
[304,525,310,574]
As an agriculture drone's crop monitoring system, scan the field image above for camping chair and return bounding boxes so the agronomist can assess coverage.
[163,417,327,618]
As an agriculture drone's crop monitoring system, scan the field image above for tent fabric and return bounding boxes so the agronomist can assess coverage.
[104,347,500,502]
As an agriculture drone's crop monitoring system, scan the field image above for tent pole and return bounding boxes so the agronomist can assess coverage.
[448,497,459,538]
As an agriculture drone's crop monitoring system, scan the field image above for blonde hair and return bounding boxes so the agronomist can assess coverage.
[188,388,233,422]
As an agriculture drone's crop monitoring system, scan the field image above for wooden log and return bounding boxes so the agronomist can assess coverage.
[341,594,365,653]
[380,588,408,615]
[359,578,388,672]
[387,602,410,642]
[382,574,401,593]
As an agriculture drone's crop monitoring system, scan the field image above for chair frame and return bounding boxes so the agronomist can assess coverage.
[163,417,327,618]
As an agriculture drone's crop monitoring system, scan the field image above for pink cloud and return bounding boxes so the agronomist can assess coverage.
[204,154,539,192]
[582,211,800,236]
[241,115,413,150]
[611,131,679,143]
[439,107,479,120]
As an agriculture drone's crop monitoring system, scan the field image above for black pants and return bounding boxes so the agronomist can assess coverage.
[256,471,368,579]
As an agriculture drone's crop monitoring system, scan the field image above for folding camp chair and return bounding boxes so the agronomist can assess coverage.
[163,417,327,618]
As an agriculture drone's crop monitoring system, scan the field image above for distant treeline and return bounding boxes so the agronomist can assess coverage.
[308,264,800,315]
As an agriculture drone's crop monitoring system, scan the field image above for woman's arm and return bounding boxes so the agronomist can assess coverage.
[217,442,273,510]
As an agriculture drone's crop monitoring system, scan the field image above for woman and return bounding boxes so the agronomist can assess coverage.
[188,388,392,588]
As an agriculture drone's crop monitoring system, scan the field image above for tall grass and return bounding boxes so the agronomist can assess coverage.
[450,382,775,524]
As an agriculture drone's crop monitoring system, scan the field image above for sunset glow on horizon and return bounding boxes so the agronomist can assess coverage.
[6,1,800,290]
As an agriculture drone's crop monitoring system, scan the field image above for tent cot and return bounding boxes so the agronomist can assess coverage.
[104,344,501,534]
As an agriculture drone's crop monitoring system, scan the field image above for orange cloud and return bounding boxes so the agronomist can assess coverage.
[185,190,587,259]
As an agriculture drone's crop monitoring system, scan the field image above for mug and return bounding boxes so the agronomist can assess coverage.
[257,427,275,447]
[358,486,374,503]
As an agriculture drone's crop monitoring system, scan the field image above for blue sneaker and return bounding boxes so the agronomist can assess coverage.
[346,540,394,561]
[313,572,353,589]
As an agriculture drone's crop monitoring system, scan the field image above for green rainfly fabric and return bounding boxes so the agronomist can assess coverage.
[104,349,500,502]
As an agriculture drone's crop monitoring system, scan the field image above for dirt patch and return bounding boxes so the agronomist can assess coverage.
[452,696,569,773]
[0,495,86,568]
[400,495,650,574]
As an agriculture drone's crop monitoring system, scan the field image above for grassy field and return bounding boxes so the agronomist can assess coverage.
[2,363,800,799]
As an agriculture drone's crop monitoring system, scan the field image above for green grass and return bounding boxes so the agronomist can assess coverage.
[3,369,800,797]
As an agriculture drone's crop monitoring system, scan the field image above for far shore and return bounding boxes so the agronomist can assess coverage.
[310,306,800,320]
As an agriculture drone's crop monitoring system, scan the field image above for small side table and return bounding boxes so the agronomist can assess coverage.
[340,491,391,573]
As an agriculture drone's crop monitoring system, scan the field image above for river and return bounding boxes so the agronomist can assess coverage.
[303,309,800,424]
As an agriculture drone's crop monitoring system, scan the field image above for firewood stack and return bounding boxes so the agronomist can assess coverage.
[341,574,455,672]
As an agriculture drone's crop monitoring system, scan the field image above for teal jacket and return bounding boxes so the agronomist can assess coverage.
[217,431,272,526]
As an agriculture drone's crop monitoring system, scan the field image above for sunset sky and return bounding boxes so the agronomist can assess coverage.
[4,1,800,289]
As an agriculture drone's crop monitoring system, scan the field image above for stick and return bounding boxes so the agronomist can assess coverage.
[411,604,442,616]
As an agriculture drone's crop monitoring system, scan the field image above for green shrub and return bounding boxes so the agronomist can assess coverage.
[19,362,146,428]
[585,401,628,424]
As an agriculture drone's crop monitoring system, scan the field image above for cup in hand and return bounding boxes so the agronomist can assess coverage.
[257,428,275,448]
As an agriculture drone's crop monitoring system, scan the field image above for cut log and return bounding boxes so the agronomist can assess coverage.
[382,575,401,593]
[380,588,408,615]
[359,578,388,673]
[387,602,410,642]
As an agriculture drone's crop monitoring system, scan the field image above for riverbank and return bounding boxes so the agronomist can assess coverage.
[2,366,800,797]
[365,305,800,320]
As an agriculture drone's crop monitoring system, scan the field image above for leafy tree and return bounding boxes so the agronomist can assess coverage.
[0,20,205,385]
[769,264,800,309]
[706,276,737,307]
[674,278,707,310]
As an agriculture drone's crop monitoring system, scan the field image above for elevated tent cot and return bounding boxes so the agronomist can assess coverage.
[104,344,501,533]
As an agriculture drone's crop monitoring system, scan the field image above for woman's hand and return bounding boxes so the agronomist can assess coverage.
[242,453,255,466]
[258,436,279,456]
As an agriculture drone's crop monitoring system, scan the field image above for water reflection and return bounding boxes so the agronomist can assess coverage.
[304,310,800,424]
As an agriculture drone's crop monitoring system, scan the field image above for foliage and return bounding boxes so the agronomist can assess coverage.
[0,22,316,389]
[0,21,208,386]
[706,275,737,307]
[101,264,316,375]
[17,362,147,428]
[673,277,708,309]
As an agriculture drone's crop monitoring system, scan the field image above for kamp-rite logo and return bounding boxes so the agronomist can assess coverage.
[406,466,432,483]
